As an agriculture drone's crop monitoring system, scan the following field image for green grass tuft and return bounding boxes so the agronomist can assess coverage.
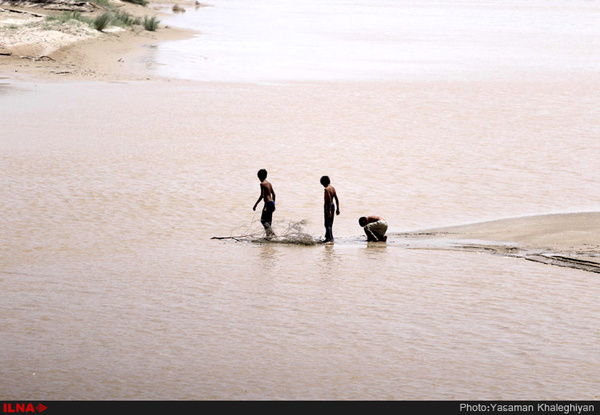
[93,12,112,31]
[142,16,160,31]
[46,11,89,24]
[111,10,140,27]
[43,3,151,32]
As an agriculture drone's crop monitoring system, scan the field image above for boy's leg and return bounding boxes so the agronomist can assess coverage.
[366,221,388,242]
[265,225,275,238]
[324,205,335,242]
[261,203,276,238]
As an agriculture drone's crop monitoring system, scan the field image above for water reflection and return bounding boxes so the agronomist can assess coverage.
[258,243,281,269]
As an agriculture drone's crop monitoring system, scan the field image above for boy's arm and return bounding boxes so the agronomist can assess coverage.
[253,195,263,211]
[254,184,265,210]
[334,193,340,215]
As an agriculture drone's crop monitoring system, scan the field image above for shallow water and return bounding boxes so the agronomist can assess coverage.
[1,0,600,400]
[150,0,600,82]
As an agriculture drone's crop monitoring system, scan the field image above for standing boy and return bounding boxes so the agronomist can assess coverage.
[253,169,276,238]
[320,175,340,243]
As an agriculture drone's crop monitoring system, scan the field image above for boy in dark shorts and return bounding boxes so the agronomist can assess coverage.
[253,169,276,238]
[320,175,340,243]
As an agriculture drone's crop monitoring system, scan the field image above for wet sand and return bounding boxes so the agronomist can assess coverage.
[0,0,196,81]
[399,212,600,274]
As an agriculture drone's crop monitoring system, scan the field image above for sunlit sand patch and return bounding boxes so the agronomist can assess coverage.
[395,212,600,274]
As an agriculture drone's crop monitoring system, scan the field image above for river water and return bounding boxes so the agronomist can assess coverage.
[1,0,599,400]
[151,0,600,82]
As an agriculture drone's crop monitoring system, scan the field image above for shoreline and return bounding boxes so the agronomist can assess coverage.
[0,0,198,81]
[397,212,600,274]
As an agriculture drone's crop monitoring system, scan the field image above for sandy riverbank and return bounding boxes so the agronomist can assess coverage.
[398,212,600,274]
[0,0,198,80]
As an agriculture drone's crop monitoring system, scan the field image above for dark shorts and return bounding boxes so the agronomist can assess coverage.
[261,201,275,228]
[324,204,335,227]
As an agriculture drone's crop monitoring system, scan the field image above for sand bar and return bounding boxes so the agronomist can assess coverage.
[399,212,600,274]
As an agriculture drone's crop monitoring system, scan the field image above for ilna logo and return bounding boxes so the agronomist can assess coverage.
[2,403,47,413]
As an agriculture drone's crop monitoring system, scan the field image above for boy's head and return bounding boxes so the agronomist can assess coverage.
[358,217,368,227]
[320,175,330,187]
[257,169,268,181]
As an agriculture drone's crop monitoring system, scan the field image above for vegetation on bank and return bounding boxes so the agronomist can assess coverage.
[44,0,160,32]
[142,15,159,31]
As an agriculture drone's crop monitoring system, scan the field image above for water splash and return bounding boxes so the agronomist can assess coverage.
[212,219,319,245]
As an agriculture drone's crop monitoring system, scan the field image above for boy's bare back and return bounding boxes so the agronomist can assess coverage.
[323,185,336,207]
[261,180,274,203]
[323,184,340,217]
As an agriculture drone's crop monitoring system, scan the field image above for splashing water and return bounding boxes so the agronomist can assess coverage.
[212,219,319,245]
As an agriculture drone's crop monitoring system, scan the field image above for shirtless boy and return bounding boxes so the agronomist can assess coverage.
[253,169,276,238]
[320,175,340,243]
